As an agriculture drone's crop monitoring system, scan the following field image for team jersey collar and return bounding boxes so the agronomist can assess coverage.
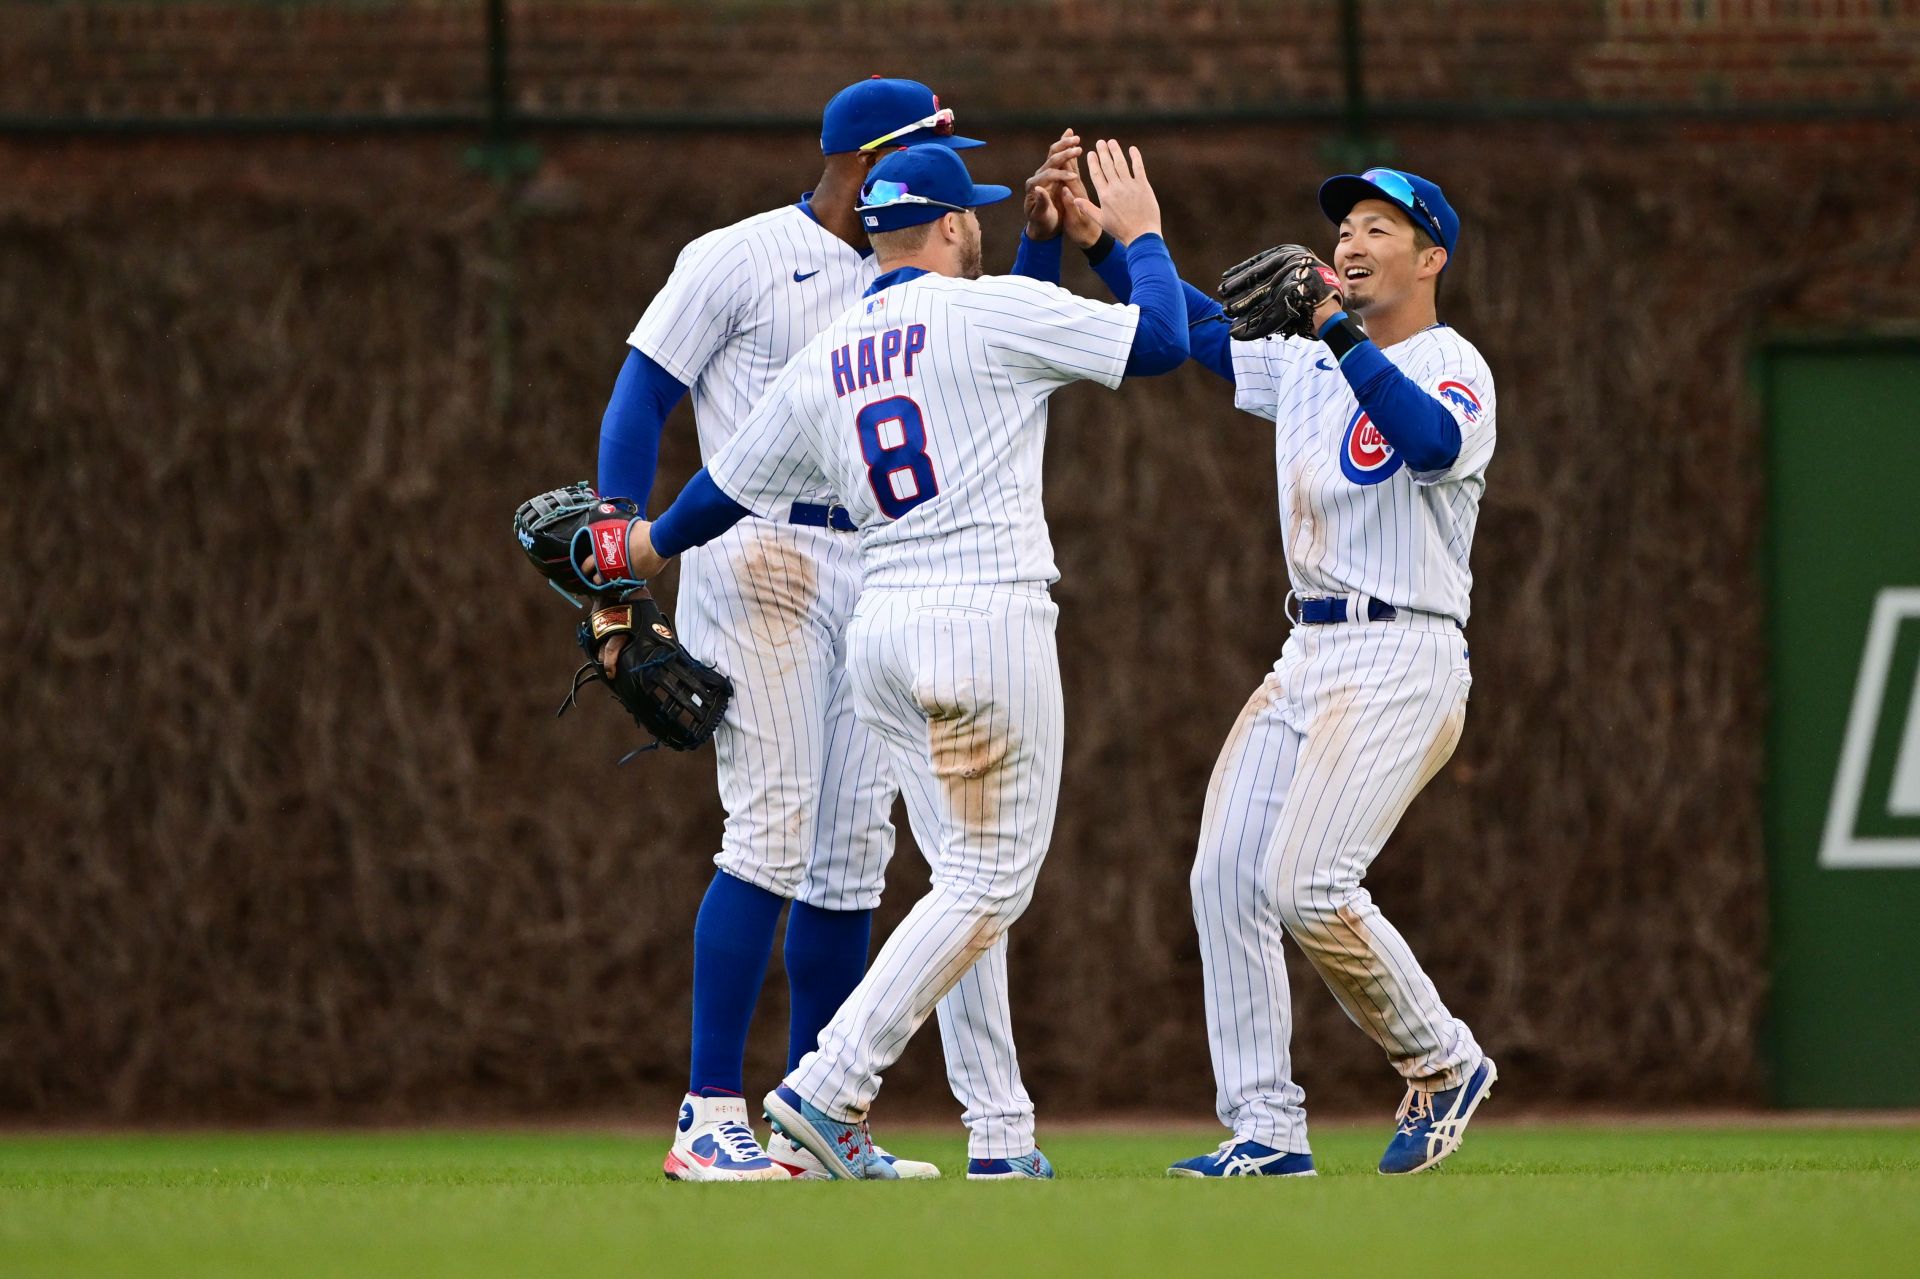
[864,265,931,297]
[795,193,875,259]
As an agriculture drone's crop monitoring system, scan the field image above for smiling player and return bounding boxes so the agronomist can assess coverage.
[1185,168,1497,1178]
[1032,163,1499,1177]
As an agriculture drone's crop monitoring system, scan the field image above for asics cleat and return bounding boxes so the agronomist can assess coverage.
[1378,1057,1498,1175]
[1166,1138,1317,1178]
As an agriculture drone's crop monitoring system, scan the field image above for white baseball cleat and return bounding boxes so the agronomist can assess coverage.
[766,1129,941,1179]
[662,1093,789,1182]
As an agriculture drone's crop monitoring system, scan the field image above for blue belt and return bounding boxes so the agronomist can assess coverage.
[1298,596,1398,624]
[788,501,857,532]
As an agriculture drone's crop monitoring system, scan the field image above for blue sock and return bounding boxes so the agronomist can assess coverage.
[689,870,787,1097]
[783,902,873,1074]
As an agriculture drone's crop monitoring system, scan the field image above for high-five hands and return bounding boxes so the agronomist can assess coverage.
[1023,129,1085,242]
[1075,139,1162,246]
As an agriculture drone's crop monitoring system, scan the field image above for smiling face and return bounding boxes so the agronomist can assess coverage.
[1333,198,1446,315]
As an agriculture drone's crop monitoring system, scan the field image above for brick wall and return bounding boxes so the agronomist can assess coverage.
[5,0,1917,126]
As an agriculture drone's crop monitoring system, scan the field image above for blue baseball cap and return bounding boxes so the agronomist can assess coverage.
[857,145,1011,232]
[821,77,985,156]
[1318,167,1460,257]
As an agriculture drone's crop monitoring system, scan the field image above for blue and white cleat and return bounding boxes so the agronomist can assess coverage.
[965,1150,1055,1180]
[762,1085,899,1181]
[1166,1139,1317,1178]
[766,1130,940,1180]
[662,1092,788,1182]
[1378,1057,1498,1175]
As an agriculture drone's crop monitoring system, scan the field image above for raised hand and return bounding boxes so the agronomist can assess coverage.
[1050,140,1104,249]
[1074,139,1162,246]
[1023,129,1085,241]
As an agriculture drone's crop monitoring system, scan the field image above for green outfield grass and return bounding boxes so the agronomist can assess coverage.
[2,1124,1915,1278]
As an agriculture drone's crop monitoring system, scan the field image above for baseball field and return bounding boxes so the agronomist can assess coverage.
[3,1122,1913,1277]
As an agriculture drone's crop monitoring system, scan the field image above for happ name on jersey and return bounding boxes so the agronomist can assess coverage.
[831,324,928,399]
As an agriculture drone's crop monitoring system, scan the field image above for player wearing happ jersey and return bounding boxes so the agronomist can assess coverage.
[611,141,1191,1178]
[1032,162,1497,1176]
[598,78,1061,1182]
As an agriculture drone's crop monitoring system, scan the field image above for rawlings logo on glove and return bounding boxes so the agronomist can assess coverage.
[512,482,646,602]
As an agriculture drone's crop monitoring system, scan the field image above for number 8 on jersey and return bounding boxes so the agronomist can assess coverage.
[856,396,939,518]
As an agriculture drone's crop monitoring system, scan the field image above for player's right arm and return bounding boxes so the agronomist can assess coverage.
[621,360,827,579]
[597,230,752,510]
[596,350,687,512]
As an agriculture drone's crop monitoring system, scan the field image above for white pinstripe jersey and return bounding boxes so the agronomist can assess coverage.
[707,272,1140,589]
[629,204,877,498]
[1230,325,1496,625]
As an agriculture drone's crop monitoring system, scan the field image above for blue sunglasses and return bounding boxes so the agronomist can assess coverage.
[1361,168,1445,247]
[859,178,972,216]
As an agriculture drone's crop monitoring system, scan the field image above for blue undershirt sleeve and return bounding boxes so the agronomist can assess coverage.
[1010,232,1064,285]
[1120,233,1190,378]
[650,468,751,560]
[597,348,689,514]
[1089,242,1133,300]
[1183,284,1234,384]
[1090,247,1232,384]
[1321,313,1462,472]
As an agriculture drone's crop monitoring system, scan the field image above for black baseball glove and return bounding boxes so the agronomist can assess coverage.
[513,481,645,603]
[1217,244,1345,341]
[559,588,732,756]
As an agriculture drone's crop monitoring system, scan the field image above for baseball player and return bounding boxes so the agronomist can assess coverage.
[609,139,1191,1178]
[601,78,1072,1181]
[1037,164,1497,1176]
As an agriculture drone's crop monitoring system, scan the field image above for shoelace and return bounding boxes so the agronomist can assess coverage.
[1395,1088,1434,1137]
[715,1121,764,1162]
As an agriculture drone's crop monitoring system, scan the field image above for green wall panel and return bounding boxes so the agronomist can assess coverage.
[1764,343,1920,1106]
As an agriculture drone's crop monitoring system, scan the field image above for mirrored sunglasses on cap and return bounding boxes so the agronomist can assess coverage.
[859,107,957,153]
[1361,168,1444,245]
[857,178,973,215]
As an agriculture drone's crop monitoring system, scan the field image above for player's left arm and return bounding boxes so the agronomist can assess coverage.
[1045,143,1235,383]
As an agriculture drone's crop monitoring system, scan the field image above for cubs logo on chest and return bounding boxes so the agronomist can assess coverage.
[1337,408,1404,485]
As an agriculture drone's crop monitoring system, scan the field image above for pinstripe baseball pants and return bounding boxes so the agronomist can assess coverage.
[787,584,1059,1155]
[1190,613,1484,1154]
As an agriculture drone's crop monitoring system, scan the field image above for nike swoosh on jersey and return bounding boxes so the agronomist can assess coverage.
[1315,357,1335,371]
[792,268,821,282]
